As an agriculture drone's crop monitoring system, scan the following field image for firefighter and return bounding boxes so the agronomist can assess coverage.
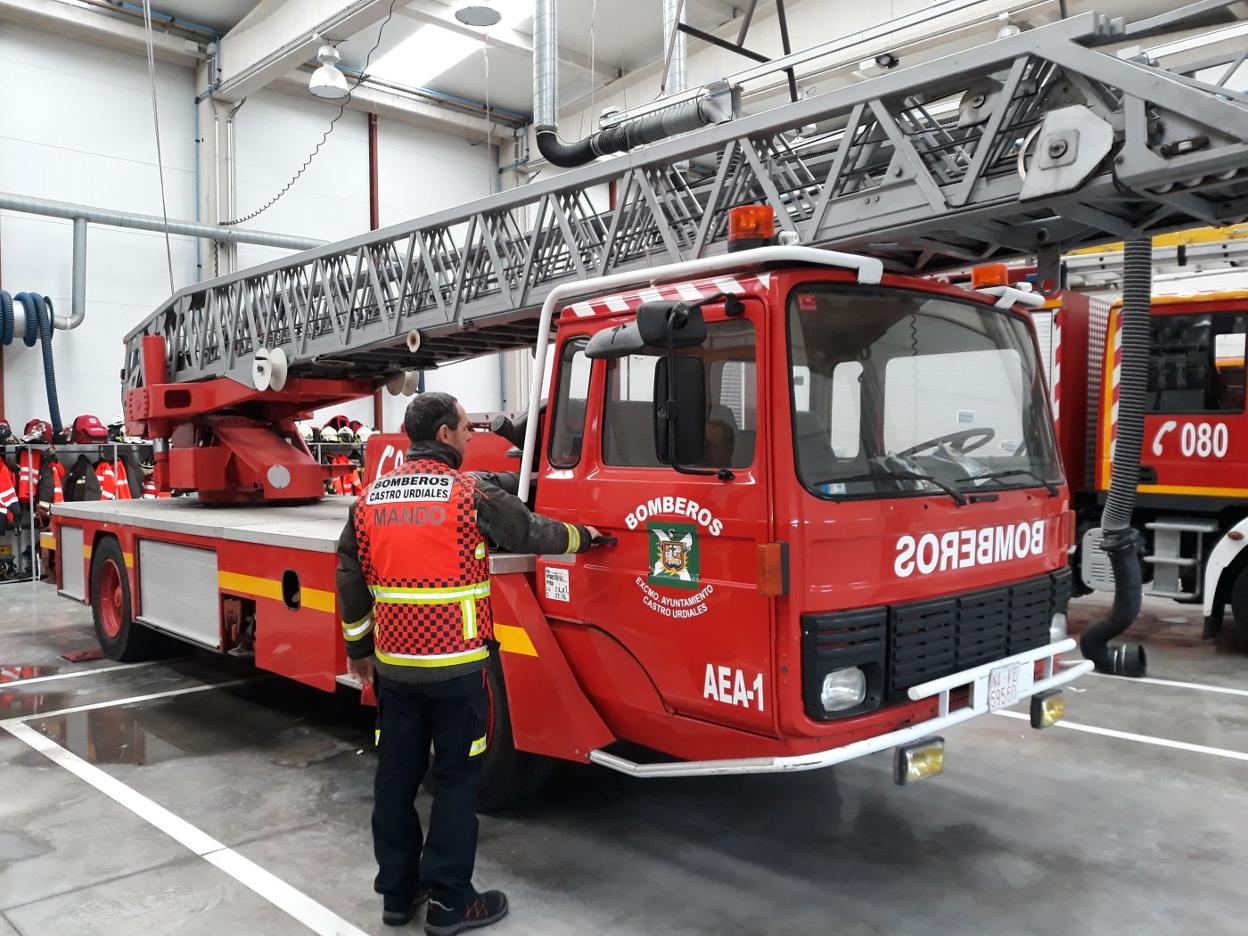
[336,392,601,933]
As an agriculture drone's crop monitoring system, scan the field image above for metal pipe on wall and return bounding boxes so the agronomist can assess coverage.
[369,112,384,430]
[663,0,687,95]
[0,192,325,251]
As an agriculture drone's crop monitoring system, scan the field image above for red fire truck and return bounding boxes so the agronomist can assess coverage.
[52,232,1085,805]
[1035,286,1248,641]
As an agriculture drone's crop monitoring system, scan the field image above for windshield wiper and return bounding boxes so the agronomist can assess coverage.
[956,469,1060,497]
[824,471,968,507]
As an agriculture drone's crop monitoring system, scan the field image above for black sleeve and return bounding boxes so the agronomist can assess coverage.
[474,479,592,555]
[336,500,376,660]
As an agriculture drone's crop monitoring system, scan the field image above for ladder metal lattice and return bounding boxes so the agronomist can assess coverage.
[123,11,1248,392]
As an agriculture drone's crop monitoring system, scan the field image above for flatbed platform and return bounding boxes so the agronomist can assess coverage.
[54,497,352,553]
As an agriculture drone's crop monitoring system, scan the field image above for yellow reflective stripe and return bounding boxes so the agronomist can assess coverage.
[474,541,486,560]
[374,729,381,747]
[564,523,580,553]
[218,572,335,612]
[461,599,477,641]
[371,582,490,603]
[342,614,374,640]
[494,623,537,657]
[375,647,490,668]
[469,735,487,757]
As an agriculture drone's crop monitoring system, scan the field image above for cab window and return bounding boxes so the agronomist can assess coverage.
[548,337,591,467]
[603,319,757,469]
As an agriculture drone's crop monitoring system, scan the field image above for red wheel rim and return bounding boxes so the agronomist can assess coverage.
[99,559,124,639]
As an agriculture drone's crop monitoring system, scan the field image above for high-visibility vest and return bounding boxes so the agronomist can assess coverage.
[96,462,118,501]
[345,458,492,671]
[331,456,362,496]
[114,461,132,500]
[17,450,40,503]
[0,463,17,516]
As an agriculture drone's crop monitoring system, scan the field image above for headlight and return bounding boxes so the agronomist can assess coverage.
[820,667,867,712]
[1050,612,1067,643]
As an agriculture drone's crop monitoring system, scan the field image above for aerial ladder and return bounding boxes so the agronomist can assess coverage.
[117,7,1248,505]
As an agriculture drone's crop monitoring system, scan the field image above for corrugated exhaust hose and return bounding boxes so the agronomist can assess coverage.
[1,290,63,435]
[1080,239,1150,677]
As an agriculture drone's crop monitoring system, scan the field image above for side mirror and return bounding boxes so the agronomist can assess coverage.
[654,357,706,465]
[584,323,646,360]
[637,301,707,349]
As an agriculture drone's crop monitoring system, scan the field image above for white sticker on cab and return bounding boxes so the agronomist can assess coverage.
[545,567,570,602]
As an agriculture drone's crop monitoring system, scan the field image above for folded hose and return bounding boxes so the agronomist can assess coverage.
[1080,239,1150,677]
[1,289,64,435]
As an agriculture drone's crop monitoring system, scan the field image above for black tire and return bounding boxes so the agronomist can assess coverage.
[90,537,159,662]
[477,648,554,812]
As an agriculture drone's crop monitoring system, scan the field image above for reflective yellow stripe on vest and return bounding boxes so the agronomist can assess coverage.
[469,735,487,757]
[375,646,490,668]
[370,581,491,604]
[461,598,477,641]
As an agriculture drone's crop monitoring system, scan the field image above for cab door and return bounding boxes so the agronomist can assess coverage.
[539,304,775,734]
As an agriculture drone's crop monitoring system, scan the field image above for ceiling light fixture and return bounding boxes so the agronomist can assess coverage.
[309,44,350,99]
[454,3,502,28]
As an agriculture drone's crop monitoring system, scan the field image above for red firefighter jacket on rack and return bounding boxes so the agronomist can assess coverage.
[0,462,17,524]
[38,460,65,507]
[17,450,41,503]
[331,455,362,496]
[336,440,593,685]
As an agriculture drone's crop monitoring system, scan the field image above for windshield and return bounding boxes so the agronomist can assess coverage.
[788,285,1062,500]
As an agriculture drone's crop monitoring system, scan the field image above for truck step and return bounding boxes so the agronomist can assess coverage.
[1146,587,1201,600]
[1143,555,1198,567]
[1145,520,1219,534]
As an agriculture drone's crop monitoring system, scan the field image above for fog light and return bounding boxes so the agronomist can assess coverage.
[1030,690,1065,729]
[821,667,867,712]
[893,737,945,785]
[1050,612,1067,643]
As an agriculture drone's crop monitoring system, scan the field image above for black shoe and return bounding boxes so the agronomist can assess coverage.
[383,888,431,927]
[424,889,508,936]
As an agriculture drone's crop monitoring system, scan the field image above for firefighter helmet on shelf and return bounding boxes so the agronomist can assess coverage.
[318,425,341,443]
[300,423,315,442]
[0,419,11,443]
[356,426,374,444]
[106,415,127,443]
[22,419,51,444]
[337,426,357,444]
[52,426,72,445]
[71,414,108,444]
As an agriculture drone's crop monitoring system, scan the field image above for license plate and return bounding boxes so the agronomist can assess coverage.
[987,663,1022,711]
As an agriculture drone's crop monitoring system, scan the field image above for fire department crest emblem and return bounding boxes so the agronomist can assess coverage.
[648,521,699,591]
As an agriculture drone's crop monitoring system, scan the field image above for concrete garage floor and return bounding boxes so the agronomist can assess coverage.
[0,583,1245,936]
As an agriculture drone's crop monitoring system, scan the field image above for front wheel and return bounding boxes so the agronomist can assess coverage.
[477,648,554,811]
[91,537,159,662]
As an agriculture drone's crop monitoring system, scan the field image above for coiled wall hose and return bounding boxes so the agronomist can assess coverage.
[1080,239,1150,677]
[0,289,63,435]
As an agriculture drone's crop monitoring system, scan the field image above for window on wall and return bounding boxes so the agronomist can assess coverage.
[603,320,757,469]
[548,338,591,467]
[1147,312,1246,413]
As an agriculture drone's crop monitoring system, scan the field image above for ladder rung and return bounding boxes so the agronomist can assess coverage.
[1146,520,1219,533]
[1143,556,1198,567]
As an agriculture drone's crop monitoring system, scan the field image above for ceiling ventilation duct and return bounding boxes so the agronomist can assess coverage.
[532,0,728,168]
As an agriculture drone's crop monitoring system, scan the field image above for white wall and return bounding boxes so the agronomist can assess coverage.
[2,19,505,438]
[0,20,197,429]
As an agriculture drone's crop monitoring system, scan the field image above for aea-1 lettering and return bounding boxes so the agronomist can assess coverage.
[703,663,764,712]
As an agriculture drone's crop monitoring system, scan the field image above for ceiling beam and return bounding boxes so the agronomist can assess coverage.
[687,0,742,26]
[397,0,621,80]
[0,0,202,65]
[214,0,398,101]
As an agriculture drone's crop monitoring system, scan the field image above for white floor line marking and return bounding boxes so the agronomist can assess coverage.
[1,680,253,726]
[993,710,1248,762]
[1060,662,1248,698]
[3,715,366,936]
[1,660,161,688]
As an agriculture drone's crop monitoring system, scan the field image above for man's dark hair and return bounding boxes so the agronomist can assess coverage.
[404,392,462,442]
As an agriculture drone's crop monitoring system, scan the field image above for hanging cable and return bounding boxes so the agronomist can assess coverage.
[141,0,177,295]
[222,0,402,227]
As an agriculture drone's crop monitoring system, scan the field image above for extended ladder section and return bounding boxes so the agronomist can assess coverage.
[122,9,1248,393]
